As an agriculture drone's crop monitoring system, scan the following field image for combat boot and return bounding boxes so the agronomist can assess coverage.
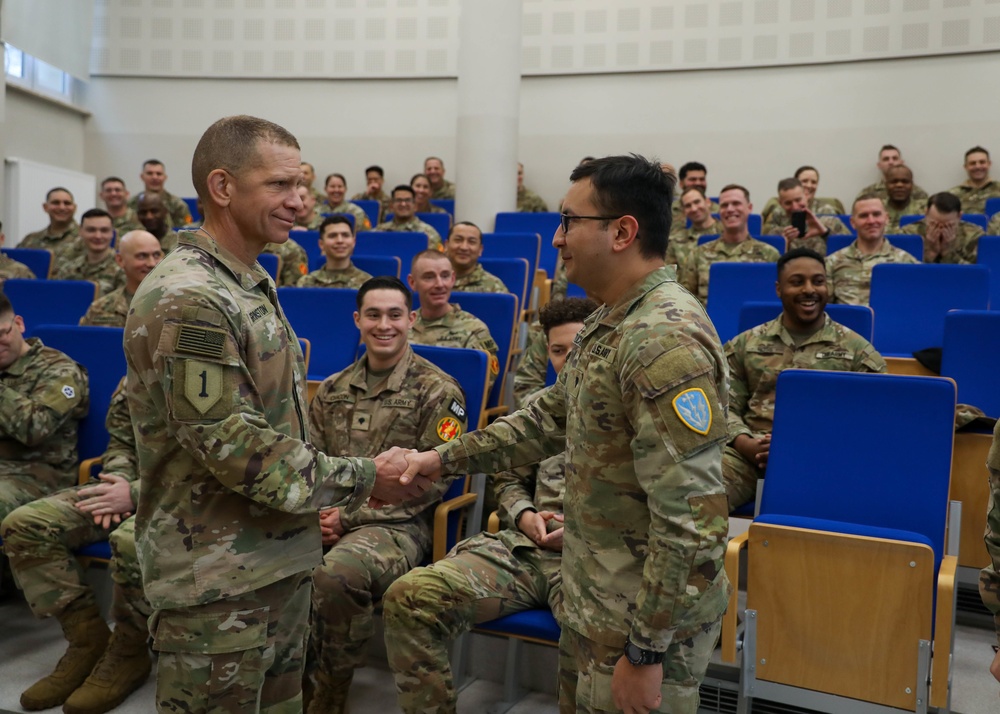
[62,625,151,714]
[20,605,111,710]
[305,671,352,714]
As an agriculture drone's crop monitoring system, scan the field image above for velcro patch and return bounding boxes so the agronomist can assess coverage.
[175,325,227,359]
[351,412,371,431]
[672,388,712,435]
[184,362,223,415]
[448,399,466,420]
[382,397,416,409]
[61,385,76,399]
[436,417,462,441]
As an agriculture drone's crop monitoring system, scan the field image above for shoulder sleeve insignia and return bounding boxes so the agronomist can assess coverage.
[489,355,500,376]
[61,385,76,399]
[671,387,712,435]
[448,398,466,420]
[436,416,463,442]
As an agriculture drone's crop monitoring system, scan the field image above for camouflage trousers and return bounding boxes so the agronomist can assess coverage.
[981,465,1000,637]
[108,517,152,640]
[557,620,720,714]
[382,532,563,714]
[722,445,762,512]
[0,470,67,524]
[151,571,311,714]
[1,484,126,618]
[307,524,428,688]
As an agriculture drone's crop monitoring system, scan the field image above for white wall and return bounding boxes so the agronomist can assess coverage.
[83,51,1000,221]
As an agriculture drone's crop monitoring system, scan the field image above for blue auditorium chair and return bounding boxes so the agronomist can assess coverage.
[976,235,1000,309]
[3,279,98,331]
[494,212,561,278]
[824,233,924,261]
[288,230,322,271]
[941,309,1000,418]
[257,252,280,283]
[350,254,401,278]
[481,232,540,283]
[351,200,380,228]
[985,197,1000,219]
[276,287,360,380]
[478,257,530,317]
[705,263,779,344]
[355,232,430,276]
[835,214,857,235]
[430,198,455,216]
[2,247,52,278]
[737,301,874,342]
[450,291,518,424]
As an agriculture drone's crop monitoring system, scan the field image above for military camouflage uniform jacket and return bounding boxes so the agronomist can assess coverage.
[981,419,1000,645]
[20,223,80,258]
[0,253,36,282]
[683,237,781,305]
[667,218,723,270]
[79,286,132,327]
[51,250,125,297]
[453,264,509,294]
[826,238,919,306]
[374,217,443,250]
[900,218,983,264]
[948,179,1000,214]
[517,187,549,213]
[410,304,500,391]
[296,263,372,288]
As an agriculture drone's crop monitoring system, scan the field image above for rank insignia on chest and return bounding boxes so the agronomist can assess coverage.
[672,388,712,435]
[436,416,462,441]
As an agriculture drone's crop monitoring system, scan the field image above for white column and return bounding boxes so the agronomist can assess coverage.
[454,0,522,230]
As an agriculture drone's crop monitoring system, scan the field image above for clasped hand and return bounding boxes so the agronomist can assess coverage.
[369,446,444,508]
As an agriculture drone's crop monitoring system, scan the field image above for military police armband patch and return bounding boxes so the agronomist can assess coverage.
[436,417,462,442]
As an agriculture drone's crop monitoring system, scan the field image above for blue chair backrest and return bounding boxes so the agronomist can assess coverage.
[825,233,924,262]
[545,360,557,387]
[319,212,356,231]
[696,233,784,255]
[494,212,562,278]
[276,287,360,380]
[941,310,1000,418]
[4,279,96,332]
[356,232,430,275]
[986,197,1000,219]
[761,370,955,563]
[870,263,990,356]
[289,230,323,273]
[478,257,529,314]
[748,214,762,235]
[451,291,518,410]
[31,326,126,462]
[411,343,489,430]
[351,254,401,278]
[705,263,778,344]
[2,248,51,279]
[482,232,541,284]
[257,253,279,282]
[836,214,857,235]
[977,235,1000,309]
[430,198,455,216]
[183,197,201,222]
[736,302,874,342]
[898,215,922,228]
[351,200,381,227]
[565,282,587,299]
[963,213,988,230]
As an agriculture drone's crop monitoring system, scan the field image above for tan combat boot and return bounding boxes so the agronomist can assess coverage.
[62,625,151,714]
[20,605,111,710]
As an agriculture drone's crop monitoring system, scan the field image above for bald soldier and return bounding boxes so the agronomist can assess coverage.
[79,230,165,327]
[122,114,432,711]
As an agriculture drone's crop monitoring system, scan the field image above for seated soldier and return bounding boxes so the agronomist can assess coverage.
[855,145,929,203]
[516,162,549,213]
[670,161,718,224]
[948,145,1000,213]
[446,221,509,293]
[99,177,144,235]
[762,177,848,252]
[300,161,326,204]
[666,187,723,270]
[20,187,81,258]
[407,249,500,391]
[381,296,595,714]
[826,194,919,305]
[125,159,191,228]
[2,377,152,713]
[901,191,984,264]
[136,192,178,253]
[761,165,845,224]
[0,290,89,523]
[0,220,36,283]
[424,156,456,199]
[304,276,467,713]
[723,248,886,509]
[375,185,444,250]
[292,183,325,230]
[410,173,449,215]
[50,209,125,297]
[261,230,309,287]
[683,184,781,305]
[319,173,372,232]
[297,216,373,288]
[350,164,392,220]
[79,230,164,327]
[883,165,927,231]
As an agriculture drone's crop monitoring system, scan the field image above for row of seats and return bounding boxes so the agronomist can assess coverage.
[180,197,458,226]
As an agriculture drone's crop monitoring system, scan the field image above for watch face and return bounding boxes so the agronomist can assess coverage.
[625,642,643,663]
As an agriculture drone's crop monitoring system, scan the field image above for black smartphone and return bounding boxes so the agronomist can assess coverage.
[791,211,807,238]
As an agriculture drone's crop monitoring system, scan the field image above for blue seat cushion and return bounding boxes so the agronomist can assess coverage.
[75,541,112,560]
[475,608,560,642]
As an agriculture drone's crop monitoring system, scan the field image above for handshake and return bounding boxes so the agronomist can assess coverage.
[368,446,445,508]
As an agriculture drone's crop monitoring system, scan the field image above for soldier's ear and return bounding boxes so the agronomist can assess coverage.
[205,169,232,207]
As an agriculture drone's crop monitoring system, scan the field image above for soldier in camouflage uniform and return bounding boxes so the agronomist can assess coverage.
[99,177,144,235]
[827,195,919,305]
[411,173,450,216]
[0,221,36,282]
[262,233,309,286]
[122,115,430,712]
[397,156,730,714]
[900,192,983,264]
[667,187,724,270]
[683,185,781,305]
[50,209,125,298]
[723,249,886,509]
[136,192,179,253]
[764,178,848,254]
[299,161,326,205]
[305,276,467,713]
[882,165,928,231]
[761,166,845,226]
[297,216,373,288]
[320,173,373,232]
[855,144,929,203]
[2,376,154,713]
[20,187,81,258]
[125,160,192,228]
[670,162,719,225]
[0,291,89,522]
[948,146,1000,213]
[517,162,549,212]
[981,419,1000,687]
[80,230,164,327]
[293,184,326,230]
[512,320,548,410]
[350,165,392,222]
[408,249,501,392]
[446,221,510,294]
[425,156,456,199]
[375,185,444,250]
[383,297,596,714]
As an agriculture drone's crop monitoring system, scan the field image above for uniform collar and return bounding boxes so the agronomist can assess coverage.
[351,345,413,395]
[763,313,837,347]
[177,230,271,293]
[2,337,42,377]
[595,265,675,330]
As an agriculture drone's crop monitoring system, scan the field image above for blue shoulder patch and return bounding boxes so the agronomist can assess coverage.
[671,388,712,435]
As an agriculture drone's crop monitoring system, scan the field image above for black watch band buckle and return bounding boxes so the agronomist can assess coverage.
[624,638,665,666]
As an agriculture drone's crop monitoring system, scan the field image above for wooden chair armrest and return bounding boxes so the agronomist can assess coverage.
[433,491,479,562]
[78,457,103,486]
[930,554,957,709]
[487,510,500,534]
[721,531,750,663]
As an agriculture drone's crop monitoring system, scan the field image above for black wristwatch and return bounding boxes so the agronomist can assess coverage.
[624,637,665,666]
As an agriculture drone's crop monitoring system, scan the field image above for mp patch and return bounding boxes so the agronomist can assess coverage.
[448,399,466,420]
[671,387,712,435]
[436,417,462,442]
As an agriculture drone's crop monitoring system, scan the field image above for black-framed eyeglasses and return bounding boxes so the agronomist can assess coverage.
[559,213,620,234]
